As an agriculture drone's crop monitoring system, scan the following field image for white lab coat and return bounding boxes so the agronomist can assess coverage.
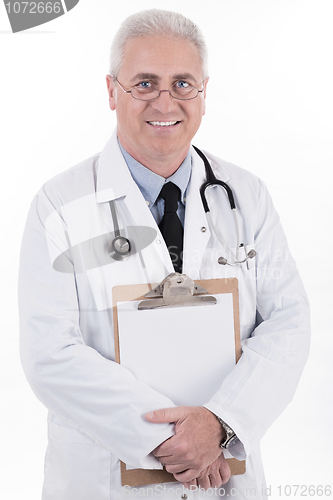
[19,130,310,500]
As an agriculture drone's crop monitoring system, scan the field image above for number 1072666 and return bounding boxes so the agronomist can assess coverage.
[5,2,62,15]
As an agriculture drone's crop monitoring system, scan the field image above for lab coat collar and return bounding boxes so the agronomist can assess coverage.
[96,130,133,203]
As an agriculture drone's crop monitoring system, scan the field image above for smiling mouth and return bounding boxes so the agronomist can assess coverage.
[147,121,180,127]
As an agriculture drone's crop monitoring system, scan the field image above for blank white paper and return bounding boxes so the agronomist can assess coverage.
[117,293,236,407]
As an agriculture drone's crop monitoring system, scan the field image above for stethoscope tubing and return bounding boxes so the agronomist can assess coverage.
[109,200,120,237]
[192,145,236,211]
[193,145,256,267]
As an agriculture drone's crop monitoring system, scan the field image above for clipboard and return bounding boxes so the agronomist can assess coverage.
[112,276,246,487]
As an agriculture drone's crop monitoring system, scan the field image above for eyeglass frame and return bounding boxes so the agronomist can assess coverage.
[111,76,205,102]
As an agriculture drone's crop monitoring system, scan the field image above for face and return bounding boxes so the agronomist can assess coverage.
[106,36,208,174]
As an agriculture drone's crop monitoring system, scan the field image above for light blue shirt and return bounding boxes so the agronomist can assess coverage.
[118,140,192,226]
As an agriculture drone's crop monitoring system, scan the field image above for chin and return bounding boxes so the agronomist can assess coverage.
[148,139,182,156]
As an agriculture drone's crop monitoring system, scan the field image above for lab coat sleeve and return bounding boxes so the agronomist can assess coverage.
[204,178,311,460]
[18,191,176,468]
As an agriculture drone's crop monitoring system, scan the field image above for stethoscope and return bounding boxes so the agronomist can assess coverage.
[108,147,256,266]
[193,146,256,266]
[108,199,132,261]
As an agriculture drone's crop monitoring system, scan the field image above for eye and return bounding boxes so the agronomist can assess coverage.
[175,80,190,89]
[136,81,152,89]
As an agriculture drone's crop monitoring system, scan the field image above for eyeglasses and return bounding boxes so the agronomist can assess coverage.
[111,76,205,101]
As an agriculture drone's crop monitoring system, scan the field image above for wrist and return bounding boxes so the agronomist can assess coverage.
[202,407,225,446]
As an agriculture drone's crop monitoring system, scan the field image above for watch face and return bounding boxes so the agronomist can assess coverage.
[225,434,238,449]
[217,417,238,449]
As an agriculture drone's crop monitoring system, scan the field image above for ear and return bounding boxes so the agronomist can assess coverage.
[203,77,209,98]
[202,77,209,116]
[106,75,117,111]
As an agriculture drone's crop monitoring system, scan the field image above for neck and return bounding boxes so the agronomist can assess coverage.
[132,151,188,178]
[117,136,190,178]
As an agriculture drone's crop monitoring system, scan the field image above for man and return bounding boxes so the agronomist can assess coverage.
[18,9,310,500]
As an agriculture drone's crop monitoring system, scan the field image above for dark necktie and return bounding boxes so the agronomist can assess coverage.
[158,182,184,274]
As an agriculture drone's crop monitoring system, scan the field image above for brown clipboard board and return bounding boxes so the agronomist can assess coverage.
[112,277,246,487]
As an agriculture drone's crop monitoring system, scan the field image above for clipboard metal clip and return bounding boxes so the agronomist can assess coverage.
[138,273,217,310]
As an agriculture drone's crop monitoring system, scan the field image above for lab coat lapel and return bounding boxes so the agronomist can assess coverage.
[95,131,174,285]
[182,147,211,280]
[96,130,133,203]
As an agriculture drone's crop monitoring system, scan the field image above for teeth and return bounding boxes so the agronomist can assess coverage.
[148,121,178,126]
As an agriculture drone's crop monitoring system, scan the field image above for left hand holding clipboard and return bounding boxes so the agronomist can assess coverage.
[145,406,231,487]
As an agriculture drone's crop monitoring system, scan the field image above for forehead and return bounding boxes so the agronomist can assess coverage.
[119,36,203,83]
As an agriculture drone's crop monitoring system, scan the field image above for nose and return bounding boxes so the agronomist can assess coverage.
[150,90,178,114]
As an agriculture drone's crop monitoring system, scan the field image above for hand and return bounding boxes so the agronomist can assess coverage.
[145,406,225,483]
[182,453,231,490]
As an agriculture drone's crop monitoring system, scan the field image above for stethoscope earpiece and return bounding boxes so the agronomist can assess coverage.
[218,249,256,266]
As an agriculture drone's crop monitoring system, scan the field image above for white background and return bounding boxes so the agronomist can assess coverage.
[0,0,332,498]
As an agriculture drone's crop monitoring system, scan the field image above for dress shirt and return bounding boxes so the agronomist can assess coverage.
[118,140,191,226]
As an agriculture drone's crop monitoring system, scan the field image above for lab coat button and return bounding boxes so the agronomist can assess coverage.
[181,495,188,499]
[201,226,207,232]
[156,239,161,244]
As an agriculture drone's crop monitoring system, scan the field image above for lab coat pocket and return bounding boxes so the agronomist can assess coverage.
[200,243,257,339]
[200,243,256,279]
[48,415,93,443]
[43,418,111,500]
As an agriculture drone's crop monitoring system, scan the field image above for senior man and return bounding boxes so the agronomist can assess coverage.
[19,8,310,500]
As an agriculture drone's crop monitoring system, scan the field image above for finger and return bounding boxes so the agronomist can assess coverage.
[153,439,177,458]
[165,463,188,474]
[182,479,197,489]
[154,454,179,466]
[173,468,200,483]
[153,434,184,459]
[206,469,223,488]
[145,406,183,423]
[197,473,211,491]
[219,459,231,484]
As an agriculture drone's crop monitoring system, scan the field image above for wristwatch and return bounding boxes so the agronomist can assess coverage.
[216,416,239,449]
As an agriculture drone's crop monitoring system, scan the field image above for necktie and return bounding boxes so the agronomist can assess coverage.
[158,182,184,274]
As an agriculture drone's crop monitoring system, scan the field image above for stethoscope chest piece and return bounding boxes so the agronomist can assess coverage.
[108,200,131,261]
[109,235,131,261]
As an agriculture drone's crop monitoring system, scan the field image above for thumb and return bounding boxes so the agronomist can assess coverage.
[145,406,182,423]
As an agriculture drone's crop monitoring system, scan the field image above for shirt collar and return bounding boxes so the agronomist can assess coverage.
[118,139,192,208]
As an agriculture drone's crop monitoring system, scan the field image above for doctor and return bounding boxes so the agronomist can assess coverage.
[18,8,310,500]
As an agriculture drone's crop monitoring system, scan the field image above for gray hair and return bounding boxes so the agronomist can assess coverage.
[109,9,208,79]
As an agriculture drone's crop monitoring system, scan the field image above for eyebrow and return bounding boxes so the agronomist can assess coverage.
[130,72,198,84]
[172,73,198,83]
[130,73,159,83]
